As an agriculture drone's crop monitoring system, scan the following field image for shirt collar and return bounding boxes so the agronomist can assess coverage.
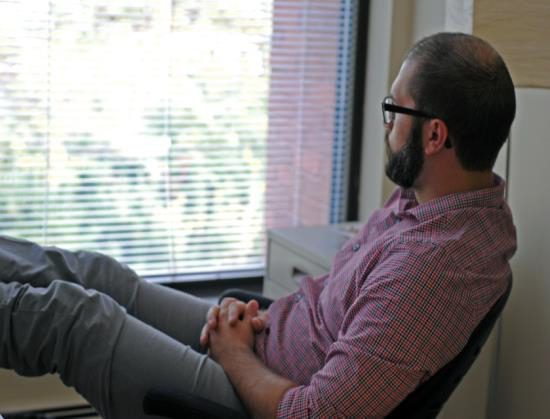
[397,174,507,222]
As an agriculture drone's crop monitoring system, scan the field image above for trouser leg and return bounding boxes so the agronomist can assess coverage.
[0,235,212,350]
[111,315,245,419]
[0,280,125,417]
[0,280,245,419]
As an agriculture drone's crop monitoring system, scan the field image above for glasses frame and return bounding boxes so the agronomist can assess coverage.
[381,95,437,125]
[381,96,452,148]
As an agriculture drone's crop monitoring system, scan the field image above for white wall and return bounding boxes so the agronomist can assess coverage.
[488,88,550,419]
[358,0,394,221]
[412,0,446,42]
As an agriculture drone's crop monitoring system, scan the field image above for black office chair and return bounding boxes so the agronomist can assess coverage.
[144,280,512,419]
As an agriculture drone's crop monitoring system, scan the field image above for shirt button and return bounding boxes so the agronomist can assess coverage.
[352,242,361,252]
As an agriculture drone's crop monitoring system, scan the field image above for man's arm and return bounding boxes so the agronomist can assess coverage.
[208,302,297,419]
[205,246,476,418]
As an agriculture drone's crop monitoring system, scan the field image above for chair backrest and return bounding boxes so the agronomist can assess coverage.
[386,279,512,419]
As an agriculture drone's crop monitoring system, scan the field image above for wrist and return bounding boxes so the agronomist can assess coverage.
[216,341,254,367]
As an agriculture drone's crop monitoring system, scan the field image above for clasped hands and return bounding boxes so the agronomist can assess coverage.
[200,297,268,363]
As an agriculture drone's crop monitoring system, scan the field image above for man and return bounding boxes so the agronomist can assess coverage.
[0,32,516,418]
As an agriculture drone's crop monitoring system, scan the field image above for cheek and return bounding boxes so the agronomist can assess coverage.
[386,127,402,152]
[388,118,411,150]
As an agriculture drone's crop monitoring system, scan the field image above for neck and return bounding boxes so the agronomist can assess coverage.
[413,170,494,204]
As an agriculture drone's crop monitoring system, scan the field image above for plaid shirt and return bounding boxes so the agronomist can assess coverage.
[254,175,516,418]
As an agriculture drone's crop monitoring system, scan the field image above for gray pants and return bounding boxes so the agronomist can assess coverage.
[0,236,246,418]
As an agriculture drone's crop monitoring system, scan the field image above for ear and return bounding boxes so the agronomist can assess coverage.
[424,119,449,156]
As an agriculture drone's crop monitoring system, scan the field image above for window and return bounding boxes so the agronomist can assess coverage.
[0,0,362,282]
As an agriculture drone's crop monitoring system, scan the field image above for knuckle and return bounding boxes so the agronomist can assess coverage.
[221,297,236,307]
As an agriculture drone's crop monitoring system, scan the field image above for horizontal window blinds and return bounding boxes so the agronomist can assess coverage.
[0,0,357,281]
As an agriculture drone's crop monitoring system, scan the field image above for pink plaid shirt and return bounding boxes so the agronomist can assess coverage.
[254,175,516,418]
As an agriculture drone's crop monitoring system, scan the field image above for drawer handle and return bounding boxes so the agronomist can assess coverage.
[291,267,308,286]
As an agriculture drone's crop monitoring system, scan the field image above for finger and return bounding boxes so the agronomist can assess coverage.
[245,299,260,316]
[206,305,217,321]
[199,323,209,347]
[207,306,220,329]
[251,317,265,333]
[228,301,246,325]
[220,297,238,309]
[219,299,233,321]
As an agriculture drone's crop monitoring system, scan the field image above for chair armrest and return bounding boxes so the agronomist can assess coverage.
[218,289,274,309]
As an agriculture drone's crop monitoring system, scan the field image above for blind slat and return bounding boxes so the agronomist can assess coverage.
[0,0,355,278]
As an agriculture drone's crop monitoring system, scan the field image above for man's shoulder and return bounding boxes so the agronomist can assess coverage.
[431,206,515,268]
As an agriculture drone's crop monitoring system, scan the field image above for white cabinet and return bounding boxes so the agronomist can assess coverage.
[263,224,359,299]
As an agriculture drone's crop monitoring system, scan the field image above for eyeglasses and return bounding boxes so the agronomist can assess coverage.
[381,96,437,125]
[381,96,452,148]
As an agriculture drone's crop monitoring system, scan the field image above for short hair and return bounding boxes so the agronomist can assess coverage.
[405,32,516,171]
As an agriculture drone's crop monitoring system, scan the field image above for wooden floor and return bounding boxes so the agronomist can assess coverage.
[0,369,90,415]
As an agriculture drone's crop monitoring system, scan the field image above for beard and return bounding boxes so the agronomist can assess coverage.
[384,119,424,189]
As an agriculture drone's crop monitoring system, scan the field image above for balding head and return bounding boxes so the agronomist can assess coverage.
[404,33,516,171]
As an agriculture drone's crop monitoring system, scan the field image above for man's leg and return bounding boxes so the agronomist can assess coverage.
[0,235,211,350]
[0,280,245,419]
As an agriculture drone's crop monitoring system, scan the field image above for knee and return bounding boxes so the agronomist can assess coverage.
[19,280,127,362]
[15,280,125,327]
[50,279,125,320]
[3,280,126,380]
[74,250,142,286]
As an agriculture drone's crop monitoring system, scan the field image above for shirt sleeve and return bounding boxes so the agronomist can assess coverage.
[276,242,475,418]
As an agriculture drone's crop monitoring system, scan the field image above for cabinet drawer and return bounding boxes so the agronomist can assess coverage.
[266,240,328,293]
